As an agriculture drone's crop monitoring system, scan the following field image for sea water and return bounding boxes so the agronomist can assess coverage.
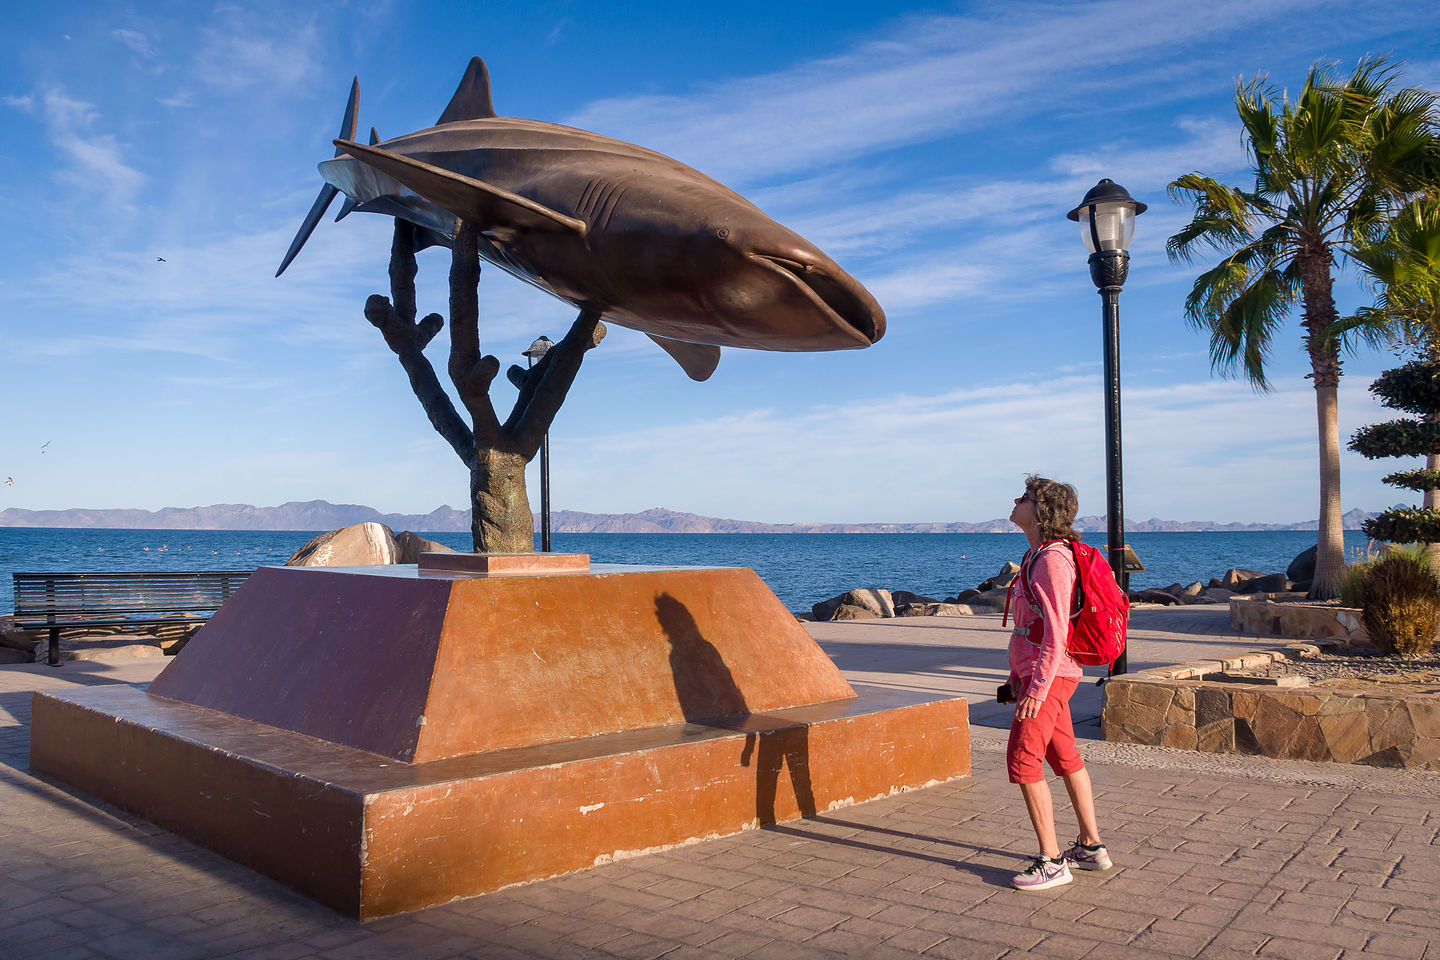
[0,527,1374,613]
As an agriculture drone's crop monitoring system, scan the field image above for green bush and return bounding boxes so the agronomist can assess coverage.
[1357,551,1440,657]
[1339,560,1373,608]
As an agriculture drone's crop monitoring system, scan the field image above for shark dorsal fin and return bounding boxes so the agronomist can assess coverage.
[437,57,497,124]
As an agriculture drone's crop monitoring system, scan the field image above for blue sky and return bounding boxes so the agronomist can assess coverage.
[3,0,1440,524]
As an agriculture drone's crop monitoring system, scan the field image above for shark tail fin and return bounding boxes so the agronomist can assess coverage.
[437,57,497,124]
[276,78,360,276]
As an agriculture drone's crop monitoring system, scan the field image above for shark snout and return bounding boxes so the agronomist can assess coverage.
[748,249,886,347]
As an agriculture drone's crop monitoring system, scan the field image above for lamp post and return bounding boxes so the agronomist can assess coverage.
[1067,179,1145,675]
[524,336,554,552]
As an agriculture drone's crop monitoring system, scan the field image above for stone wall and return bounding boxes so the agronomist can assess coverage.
[1229,597,1368,641]
[1102,651,1440,771]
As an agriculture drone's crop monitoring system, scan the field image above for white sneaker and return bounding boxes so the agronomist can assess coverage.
[1011,855,1073,891]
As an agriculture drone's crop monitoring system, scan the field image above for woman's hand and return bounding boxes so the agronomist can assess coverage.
[1015,695,1044,720]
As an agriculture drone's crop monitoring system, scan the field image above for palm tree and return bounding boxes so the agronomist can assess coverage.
[1167,56,1438,598]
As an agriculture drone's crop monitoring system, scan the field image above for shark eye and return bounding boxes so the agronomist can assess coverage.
[716,227,730,239]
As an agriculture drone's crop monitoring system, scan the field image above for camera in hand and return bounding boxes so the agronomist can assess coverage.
[996,682,1016,704]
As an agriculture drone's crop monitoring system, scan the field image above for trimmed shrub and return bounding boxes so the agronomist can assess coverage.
[1352,359,1440,554]
[1357,551,1440,657]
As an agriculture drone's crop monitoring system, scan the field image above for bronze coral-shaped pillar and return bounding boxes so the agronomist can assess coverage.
[364,219,605,552]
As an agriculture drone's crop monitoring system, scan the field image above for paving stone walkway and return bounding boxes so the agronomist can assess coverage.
[2,608,1437,959]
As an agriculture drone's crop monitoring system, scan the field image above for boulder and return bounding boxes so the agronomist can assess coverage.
[811,588,895,621]
[1179,581,1205,601]
[830,602,882,621]
[964,588,1010,612]
[0,615,42,653]
[1220,568,1265,589]
[286,522,399,567]
[954,588,982,604]
[977,561,1021,592]
[395,531,456,564]
[896,601,975,618]
[1234,572,1289,595]
[891,590,938,606]
[1199,587,1235,604]
[1131,589,1180,606]
[1287,545,1318,583]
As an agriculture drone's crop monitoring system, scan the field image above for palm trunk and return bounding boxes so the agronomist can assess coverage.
[1299,248,1345,599]
[1312,381,1345,597]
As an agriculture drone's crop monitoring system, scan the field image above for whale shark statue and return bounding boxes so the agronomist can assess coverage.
[277,58,885,381]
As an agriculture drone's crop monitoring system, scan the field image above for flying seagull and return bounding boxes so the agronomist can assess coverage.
[156,257,166,262]
[277,57,884,382]
[40,441,50,453]
[4,477,12,486]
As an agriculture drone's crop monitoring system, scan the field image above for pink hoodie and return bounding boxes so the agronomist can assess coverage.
[1007,542,1084,702]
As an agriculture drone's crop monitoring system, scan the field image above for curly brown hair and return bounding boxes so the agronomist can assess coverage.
[1024,474,1081,541]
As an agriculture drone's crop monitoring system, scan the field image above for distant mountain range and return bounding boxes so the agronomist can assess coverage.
[0,500,1386,533]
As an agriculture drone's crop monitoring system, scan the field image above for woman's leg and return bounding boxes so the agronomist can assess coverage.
[1041,681,1100,845]
[1061,767,1100,846]
[1019,779,1060,858]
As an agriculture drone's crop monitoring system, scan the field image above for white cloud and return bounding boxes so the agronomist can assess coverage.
[35,88,145,206]
[157,91,194,108]
[3,94,34,111]
[111,28,156,58]
[563,0,1315,184]
[194,8,318,91]
[553,374,1392,524]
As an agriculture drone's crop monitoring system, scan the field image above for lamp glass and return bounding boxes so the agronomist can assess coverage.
[1079,201,1136,254]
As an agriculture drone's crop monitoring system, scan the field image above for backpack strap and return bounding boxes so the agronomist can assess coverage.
[1013,540,1082,639]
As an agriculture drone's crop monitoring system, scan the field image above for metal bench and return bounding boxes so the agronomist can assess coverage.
[12,571,253,667]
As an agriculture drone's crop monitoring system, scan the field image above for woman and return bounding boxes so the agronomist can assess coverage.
[1004,475,1111,891]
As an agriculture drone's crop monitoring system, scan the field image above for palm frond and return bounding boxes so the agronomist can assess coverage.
[1205,266,1292,390]
[1166,175,1257,263]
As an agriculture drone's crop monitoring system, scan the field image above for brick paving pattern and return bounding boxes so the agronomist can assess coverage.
[1,609,1437,959]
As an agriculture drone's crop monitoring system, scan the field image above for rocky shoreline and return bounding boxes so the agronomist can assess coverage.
[803,547,1319,622]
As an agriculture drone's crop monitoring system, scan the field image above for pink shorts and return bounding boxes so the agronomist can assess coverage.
[1006,675,1084,784]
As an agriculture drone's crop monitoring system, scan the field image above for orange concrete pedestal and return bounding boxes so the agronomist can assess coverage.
[30,563,970,919]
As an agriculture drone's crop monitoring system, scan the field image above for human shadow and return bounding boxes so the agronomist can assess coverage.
[654,593,815,822]
[760,819,1015,886]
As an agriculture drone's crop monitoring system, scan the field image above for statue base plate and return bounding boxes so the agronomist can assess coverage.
[417,551,590,575]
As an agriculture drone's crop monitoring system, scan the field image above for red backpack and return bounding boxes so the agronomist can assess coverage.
[1003,539,1129,667]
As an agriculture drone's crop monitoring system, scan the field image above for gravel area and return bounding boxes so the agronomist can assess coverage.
[1283,648,1440,684]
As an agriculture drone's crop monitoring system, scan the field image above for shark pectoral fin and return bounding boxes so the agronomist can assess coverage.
[276,78,357,275]
[438,57,498,123]
[333,139,587,236]
[276,183,338,276]
[647,335,721,382]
